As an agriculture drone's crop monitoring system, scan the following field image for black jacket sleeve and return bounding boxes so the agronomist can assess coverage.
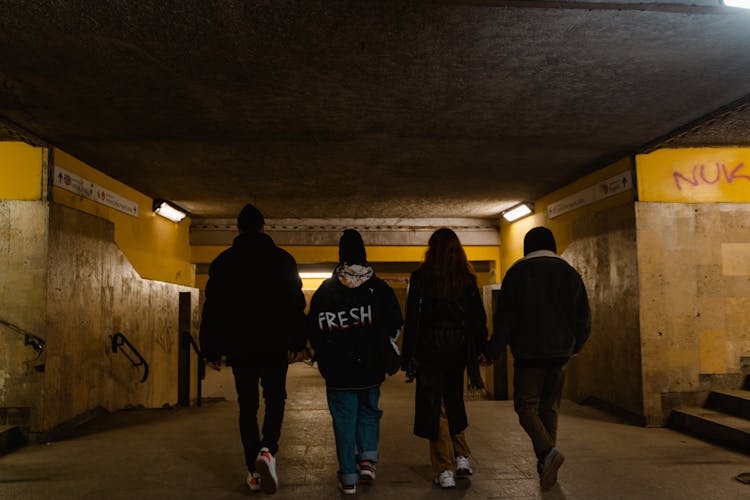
[279,252,307,352]
[487,267,519,360]
[380,281,404,340]
[199,258,226,363]
[465,283,488,354]
[401,271,421,368]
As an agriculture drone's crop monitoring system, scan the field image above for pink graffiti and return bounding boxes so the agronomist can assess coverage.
[673,162,750,190]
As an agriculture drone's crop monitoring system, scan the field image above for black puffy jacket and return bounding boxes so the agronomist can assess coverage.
[307,267,403,390]
[199,232,306,363]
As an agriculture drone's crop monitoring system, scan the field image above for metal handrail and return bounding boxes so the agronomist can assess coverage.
[180,331,205,407]
[111,332,149,383]
[0,318,45,355]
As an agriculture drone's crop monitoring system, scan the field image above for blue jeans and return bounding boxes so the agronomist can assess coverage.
[326,386,383,485]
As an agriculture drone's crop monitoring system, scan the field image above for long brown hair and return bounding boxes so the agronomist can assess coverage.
[418,228,476,301]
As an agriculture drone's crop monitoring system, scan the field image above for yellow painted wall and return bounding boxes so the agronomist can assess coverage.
[500,157,634,276]
[636,202,750,424]
[193,244,500,290]
[0,142,45,200]
[52,149,194,286]
[637,148,750,203]
[193,244,499,270]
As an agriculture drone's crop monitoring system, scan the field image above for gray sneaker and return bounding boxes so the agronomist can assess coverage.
[540,448,565,490]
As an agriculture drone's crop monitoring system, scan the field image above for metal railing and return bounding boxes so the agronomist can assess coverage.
[1,318,45,364]
[179,331,204,407]
[111,332,149,383]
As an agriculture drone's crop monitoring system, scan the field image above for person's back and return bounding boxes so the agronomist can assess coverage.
[487,226,590,492]
[309,269,401,389]
[495,252,589,360]
[401,228,487,489]
[198,203,306,495]
[306,229,403,494]
[202,230,305,360]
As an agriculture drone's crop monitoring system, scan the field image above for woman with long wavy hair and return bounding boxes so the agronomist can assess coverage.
[402,227,488,488]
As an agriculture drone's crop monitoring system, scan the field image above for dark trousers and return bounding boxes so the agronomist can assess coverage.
[232,352,289,470]
[513,362,566,461]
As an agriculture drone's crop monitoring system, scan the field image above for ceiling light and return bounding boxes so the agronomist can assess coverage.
[501,202,534,222]
[722,0,750,9]
[299,272,332,279]
[153,199,187,222]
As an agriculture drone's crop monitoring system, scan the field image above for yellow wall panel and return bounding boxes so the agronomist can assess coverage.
[500,157,634,276]
[637,148,750,203]
[722,243,750,276]
[0,142,44,200]
[699,329,728,374]
[52,149,194,286]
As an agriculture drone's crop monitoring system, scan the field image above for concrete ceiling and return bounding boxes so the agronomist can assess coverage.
[2,1,750,219]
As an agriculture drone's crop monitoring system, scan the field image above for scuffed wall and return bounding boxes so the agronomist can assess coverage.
[636,202,750,425]
[0,201,48,429]
[43,204,198,432]
[564,204,643,419]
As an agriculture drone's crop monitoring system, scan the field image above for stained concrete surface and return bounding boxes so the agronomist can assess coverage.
[1,363,749,499]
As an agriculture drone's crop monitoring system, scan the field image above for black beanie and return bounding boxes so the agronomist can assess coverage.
[237,204,265,233]
[339,229,367,265]
[523,226,557,256]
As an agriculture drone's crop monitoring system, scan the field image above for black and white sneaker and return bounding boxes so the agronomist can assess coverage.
[455,455,473,477]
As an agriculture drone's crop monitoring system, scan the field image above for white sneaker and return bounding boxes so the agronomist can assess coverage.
[455,455,473,477]
[246,471,261,492]
[358,460,376,481]
[339,481,357,494]
[255,447,278,494]
[434,469,456,488]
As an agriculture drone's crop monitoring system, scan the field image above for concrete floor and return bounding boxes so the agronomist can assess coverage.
[2,363,750,499]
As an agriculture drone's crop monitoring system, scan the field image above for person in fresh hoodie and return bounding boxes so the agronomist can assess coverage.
[486,226,590,491]
[307,229,403,495]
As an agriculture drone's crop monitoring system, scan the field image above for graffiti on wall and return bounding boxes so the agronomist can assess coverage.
[637,148,750,203]
[673,162,750,191]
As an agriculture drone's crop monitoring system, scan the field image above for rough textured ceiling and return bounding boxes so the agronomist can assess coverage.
[2,1,750,219]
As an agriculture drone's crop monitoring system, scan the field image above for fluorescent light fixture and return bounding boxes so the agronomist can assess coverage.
[722,0,750,9]
[299,272,332,279]
[501,202,534,222]
[153,199,187,222]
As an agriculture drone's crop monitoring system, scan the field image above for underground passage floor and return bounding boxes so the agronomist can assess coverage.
[2,363,750,500]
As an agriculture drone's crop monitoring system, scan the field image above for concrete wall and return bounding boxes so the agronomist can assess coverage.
[0,201,48,429]
[564,204,643,419]
[636,202,750,425]
[42,204,199,432]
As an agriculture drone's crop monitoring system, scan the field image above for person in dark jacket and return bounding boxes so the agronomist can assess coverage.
[486,226,590,491]
[401,228,488,489]
[307,229,403,495]
[199,203,306,494]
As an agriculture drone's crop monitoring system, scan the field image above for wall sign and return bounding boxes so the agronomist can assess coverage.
[636,148,750,203]
[53,166,139,217]
[547,170,633,219]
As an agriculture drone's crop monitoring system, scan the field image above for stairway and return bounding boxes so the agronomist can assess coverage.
[669,378,750,454]
[0,407,29,456]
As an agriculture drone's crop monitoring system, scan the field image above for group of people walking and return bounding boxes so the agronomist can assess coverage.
[199,203,591,495]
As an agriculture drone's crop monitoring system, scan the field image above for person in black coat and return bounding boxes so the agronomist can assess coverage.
[486,226,591,491]
[199,203,306,494]
[402,228,488,489]
[307,229,403,495]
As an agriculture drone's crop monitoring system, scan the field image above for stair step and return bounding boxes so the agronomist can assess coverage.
[706,389,750,420]
[0,425,26,456]
[669,407,750,454]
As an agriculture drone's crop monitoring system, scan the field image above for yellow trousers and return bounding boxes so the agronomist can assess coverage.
[429,401,470,475]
